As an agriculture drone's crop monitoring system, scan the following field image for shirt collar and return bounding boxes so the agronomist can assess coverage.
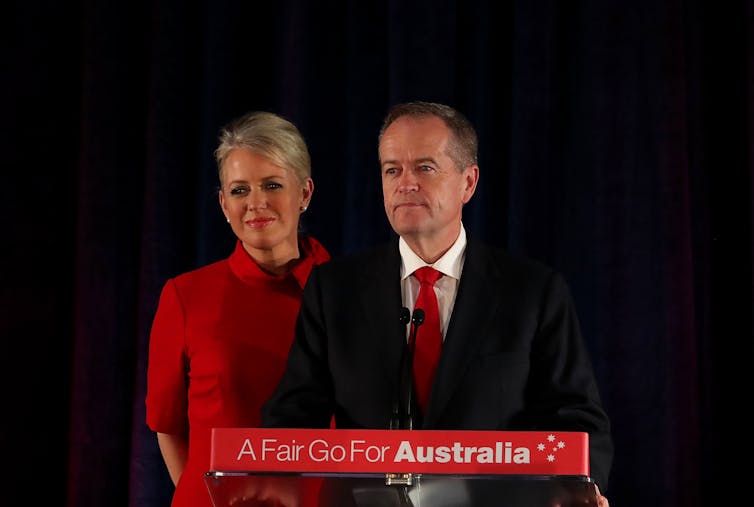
[399,223,467,281]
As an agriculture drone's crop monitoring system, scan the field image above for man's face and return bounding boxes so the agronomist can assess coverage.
[379,115,478,247]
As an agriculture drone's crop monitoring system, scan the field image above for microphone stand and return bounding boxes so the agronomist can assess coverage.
[403,308,424,430]
[390,307,411,430]
[385,308,425,506]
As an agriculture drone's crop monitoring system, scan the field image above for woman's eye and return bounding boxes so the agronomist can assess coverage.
[230,186,248,196]
[264,182,283,190]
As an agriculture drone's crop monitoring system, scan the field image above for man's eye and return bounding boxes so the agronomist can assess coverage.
[384,167,398,175]
[419,165,434,172]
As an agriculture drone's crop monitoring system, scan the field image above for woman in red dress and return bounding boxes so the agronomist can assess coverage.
[146,111,330,507]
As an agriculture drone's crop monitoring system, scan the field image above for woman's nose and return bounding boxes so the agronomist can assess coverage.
[246,191,267,210]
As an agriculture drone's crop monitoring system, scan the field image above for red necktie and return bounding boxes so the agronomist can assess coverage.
[412,266,443,414]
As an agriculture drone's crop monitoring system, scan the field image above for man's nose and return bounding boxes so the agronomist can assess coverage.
[397,170,419,192]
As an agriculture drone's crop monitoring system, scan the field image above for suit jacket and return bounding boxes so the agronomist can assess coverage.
[262,236,613,491]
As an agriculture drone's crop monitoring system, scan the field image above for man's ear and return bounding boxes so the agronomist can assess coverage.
[461,165,479,204]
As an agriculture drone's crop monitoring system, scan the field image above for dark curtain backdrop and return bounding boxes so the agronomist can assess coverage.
[3,1,752,506]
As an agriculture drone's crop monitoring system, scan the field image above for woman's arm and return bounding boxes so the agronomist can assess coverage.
[157,432,189,486]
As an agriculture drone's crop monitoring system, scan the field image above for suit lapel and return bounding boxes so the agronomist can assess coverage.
[358,242,406,390]
[424,239,503,426]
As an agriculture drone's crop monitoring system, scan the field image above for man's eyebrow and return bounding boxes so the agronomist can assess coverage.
[415,157,438,165]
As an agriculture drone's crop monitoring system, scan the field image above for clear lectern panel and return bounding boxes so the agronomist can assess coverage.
[204,471,600,507]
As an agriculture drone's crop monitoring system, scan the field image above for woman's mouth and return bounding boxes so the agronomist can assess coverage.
[245,217,275,228]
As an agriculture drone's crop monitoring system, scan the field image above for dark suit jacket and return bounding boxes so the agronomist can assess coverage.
[262,236,613,491]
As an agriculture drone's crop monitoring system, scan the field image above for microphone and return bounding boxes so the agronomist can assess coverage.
[399,307,411,326]
[412,308,426,326]
[391,307,412,430]
[403,309,425,430]
[385,307,425,501]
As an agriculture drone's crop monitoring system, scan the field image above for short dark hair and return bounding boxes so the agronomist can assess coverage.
[378,101,478,170]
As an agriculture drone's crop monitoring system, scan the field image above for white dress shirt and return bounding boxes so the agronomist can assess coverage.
[399,223,467,340]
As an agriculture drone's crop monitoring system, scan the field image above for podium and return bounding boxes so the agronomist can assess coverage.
[204,428,600,506]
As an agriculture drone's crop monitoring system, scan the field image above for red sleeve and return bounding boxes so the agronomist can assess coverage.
[145,279,189,435]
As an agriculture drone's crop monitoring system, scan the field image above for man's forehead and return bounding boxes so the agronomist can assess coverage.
[379,117,450,159]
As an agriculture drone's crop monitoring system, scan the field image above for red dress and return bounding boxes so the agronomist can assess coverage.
[146,236,330,507]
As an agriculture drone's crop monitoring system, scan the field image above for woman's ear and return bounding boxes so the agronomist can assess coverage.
[300,177,314,210]
[218,189,229,222]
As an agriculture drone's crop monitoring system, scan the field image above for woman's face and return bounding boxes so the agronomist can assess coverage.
[219,147,312,259]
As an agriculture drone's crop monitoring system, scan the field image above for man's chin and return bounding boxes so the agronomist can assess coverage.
[390,222,425,238]
[389,211,429,233]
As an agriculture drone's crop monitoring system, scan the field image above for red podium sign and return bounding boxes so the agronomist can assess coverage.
[210,428,589,476]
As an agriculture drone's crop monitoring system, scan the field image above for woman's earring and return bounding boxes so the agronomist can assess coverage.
[300,205,308,212]
[226,217,230,223]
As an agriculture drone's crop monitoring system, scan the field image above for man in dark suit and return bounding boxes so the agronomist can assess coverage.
[262,101,612,505]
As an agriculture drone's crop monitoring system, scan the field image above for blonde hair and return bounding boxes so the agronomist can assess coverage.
[214,111,311,183]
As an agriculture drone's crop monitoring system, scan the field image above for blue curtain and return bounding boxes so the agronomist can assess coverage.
[3,1,751,506]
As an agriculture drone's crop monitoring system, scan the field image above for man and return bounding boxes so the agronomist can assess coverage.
[263,101,612,504]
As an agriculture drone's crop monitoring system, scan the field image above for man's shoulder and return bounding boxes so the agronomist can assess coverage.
[467,237,553,273]
[313,240,399,278]
[464,237,564,292]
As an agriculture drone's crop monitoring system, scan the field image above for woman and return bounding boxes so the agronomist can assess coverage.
[146,111,330,507]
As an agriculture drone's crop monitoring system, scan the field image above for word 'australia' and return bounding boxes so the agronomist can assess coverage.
[393,441,530,464]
